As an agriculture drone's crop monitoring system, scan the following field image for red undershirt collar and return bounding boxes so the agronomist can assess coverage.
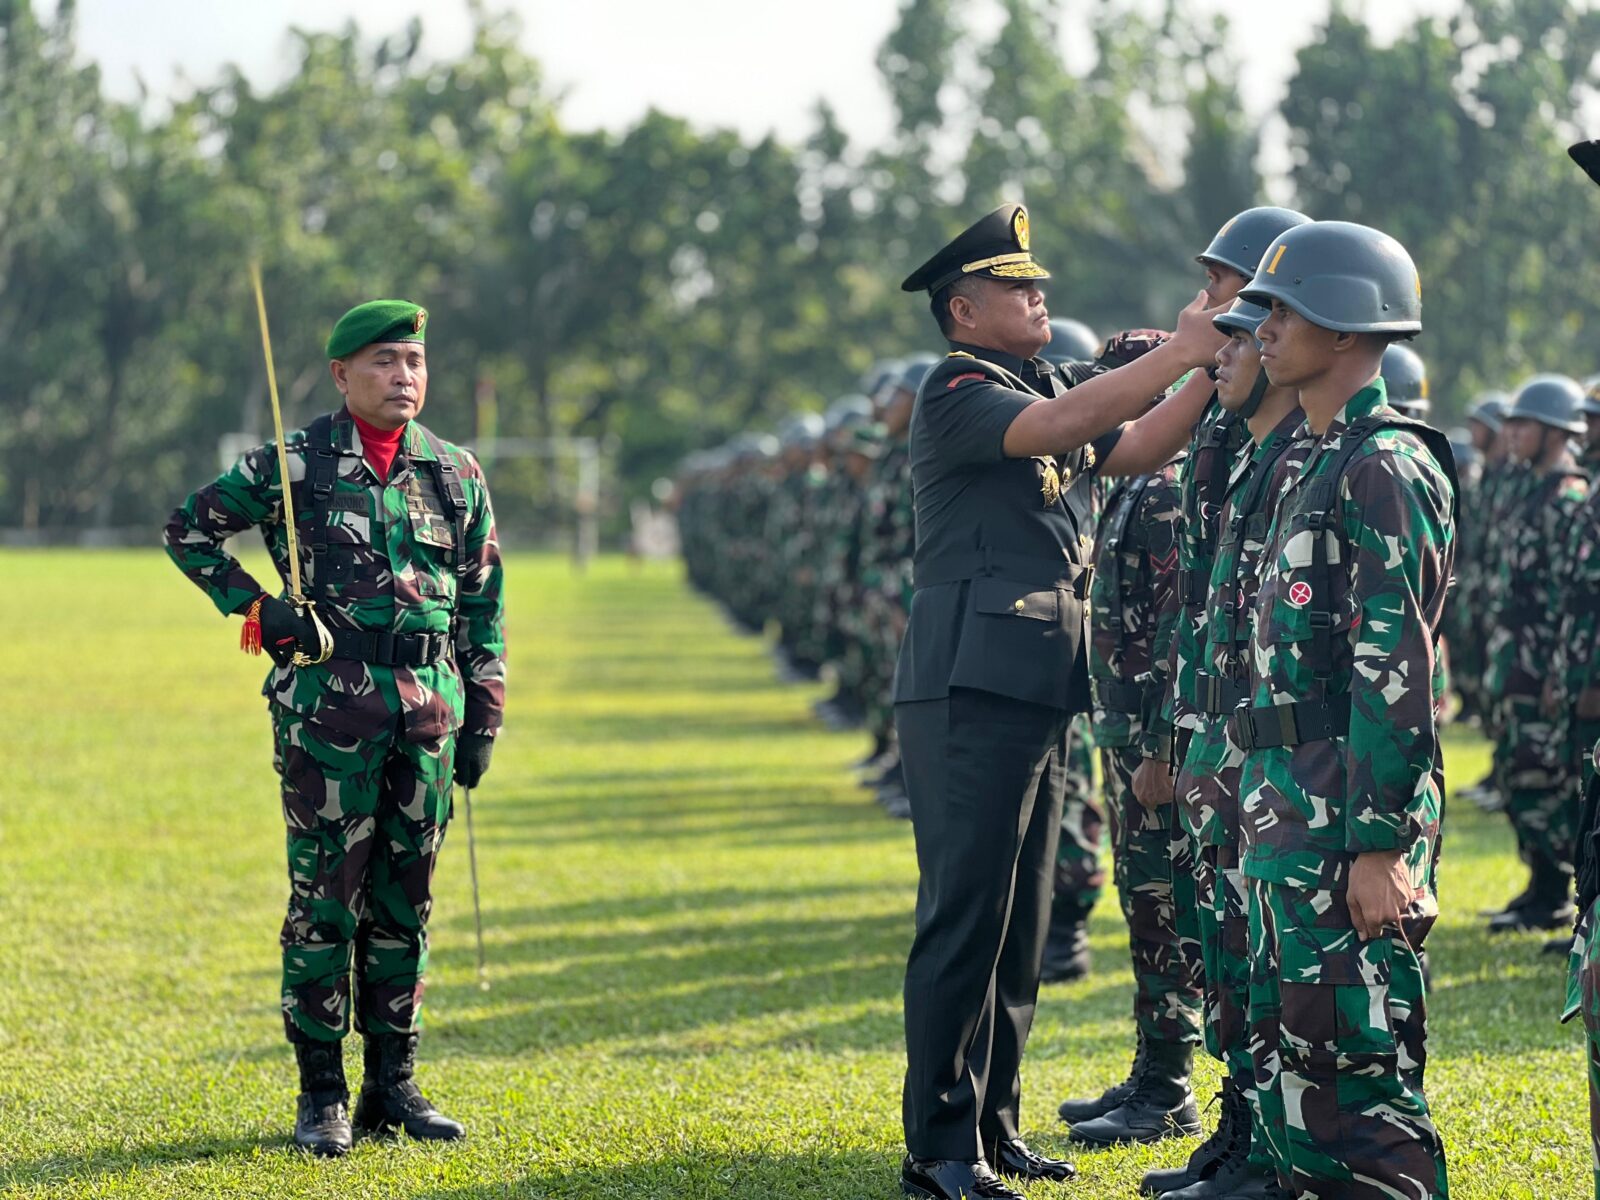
[347,409,407,482]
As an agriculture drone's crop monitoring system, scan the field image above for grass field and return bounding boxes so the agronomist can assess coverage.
[2,550,1588,1199]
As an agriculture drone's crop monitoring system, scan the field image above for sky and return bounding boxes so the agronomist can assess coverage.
[63,0,1466,151]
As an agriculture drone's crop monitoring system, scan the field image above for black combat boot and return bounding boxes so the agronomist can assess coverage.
[353,1032,466,1141]
[1059,1034,1145,1124]
[1489,853,1575,933]
[1139,1075,1245,1195]
[1039,895,1092,984]
[292,1040,353,1158]
[1067,1038,1200,1147]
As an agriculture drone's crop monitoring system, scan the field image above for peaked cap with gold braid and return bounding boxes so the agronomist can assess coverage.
[900,203,1050,295]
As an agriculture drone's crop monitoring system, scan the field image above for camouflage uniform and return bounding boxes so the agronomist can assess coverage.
[1485,460,1590,876]
[1155,397,1253,980]
[858,437,916,751]
[166,409,506,1043]
[1172,406,1307,1175]
[1567,740,1600,1200]
[1088,459,1201,1046]
[1236,383,1453,1198]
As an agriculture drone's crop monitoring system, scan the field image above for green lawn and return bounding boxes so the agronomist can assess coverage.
[2,551,1587,1199]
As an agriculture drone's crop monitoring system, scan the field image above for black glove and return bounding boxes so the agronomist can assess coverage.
[258,595,317,668]
[1096,328,1171,371]
[454,733,494,789]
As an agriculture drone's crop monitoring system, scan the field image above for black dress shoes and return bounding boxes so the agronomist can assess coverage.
[901,1157,1024,1200]
[990,1138,1077,1182]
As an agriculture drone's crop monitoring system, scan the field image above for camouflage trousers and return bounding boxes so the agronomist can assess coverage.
[1196,846,1275,1172]
[1102,745,1202,1044]
[1565,900,1600,1200]
[272,704,454,1045]
[1247,877,1448,1199]
[1055,715,1105,913]
[1498,697,1576,871]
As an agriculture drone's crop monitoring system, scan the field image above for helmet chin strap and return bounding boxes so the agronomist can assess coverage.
[1239,365,1270,420]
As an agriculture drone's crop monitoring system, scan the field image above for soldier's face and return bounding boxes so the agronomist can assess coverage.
[1586,412,1600,450]
[1505,417,1545,464]
[1202,261,1249,308]
[1256,301,1340,388]
[331,341,428,430]
[1214,330,1263,411]
[883,387,915,437]
[955,278,1049,358]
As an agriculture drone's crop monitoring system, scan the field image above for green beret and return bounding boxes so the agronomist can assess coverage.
[325,299,428,359]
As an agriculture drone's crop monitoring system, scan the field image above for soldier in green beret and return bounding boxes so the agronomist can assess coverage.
[164,299,506,1156]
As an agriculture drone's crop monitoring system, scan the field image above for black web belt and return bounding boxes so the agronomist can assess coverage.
[1197,673,1246,715]
[1092,680,1147,714]
[913,550,1092,597]
[1228,694,1351,750]
[331,628,454,668]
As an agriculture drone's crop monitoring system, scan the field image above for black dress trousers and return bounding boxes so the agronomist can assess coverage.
[897,686,1070,1160]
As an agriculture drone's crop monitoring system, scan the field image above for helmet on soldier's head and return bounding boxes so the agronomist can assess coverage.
[824,393,875,432]
[1041,319,1101,365]
[1381,344,1430,419]
[1197,207,1313,280]
[899,354,939,395]
[1468,393,1509,433]
[1583,376,1600,417]
[1239,221,1421,335]
[1212,298,1270,340]
[778,412,826,447]
[1506,374,1585,434]
[864,359,906,399]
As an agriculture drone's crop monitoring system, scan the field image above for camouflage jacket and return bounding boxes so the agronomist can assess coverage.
[1176,408,1307,847]
[1238,383,1456,892]
[1088,458,1182,750]
[165,408,506,745]
[1553,486,1600,704]
[1150,396,1252,749]
[858,439,915,602]
[1484,461,1589,702]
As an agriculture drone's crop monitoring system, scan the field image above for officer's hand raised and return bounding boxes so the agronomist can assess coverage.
[454,733,494,788]
[258,596,318,668]
[1169,290,1229,369]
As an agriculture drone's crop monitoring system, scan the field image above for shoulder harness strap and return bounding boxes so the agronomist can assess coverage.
[1100,474,1153,635]
[302,413,339,599]
[416,424,470,580]
[1298,413,1459,684]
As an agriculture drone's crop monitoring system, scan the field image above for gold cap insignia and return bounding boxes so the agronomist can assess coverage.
[413,308,427,333]
[1013,207,1030,251]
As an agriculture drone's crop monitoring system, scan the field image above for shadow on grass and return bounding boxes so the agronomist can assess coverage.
[4,1132,290,1189]
[410,1149,907,1200]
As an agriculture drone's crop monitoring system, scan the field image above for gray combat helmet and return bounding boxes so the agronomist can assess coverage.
[1213,299,1272,417]
[1239,221,1422,334]
[825,393,875,432]
[1197,206,1313,279]
[778,412,827,448]
[1468,392,1509,433]
[900,354,940,394]
[1042,319,1101,364]
[1381,344,1430,419]
[864,359,906,399]
[1506,374,1585,434]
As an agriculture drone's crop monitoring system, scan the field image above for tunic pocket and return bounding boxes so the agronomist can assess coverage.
[972,576,1059,622]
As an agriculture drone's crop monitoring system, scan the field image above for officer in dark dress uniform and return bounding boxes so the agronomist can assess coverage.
[893,204,1227,1200]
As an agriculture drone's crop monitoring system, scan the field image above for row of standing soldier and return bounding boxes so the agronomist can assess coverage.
[677,197,1600,1200]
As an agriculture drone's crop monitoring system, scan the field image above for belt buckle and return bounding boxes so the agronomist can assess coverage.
[1233,709,1258,752]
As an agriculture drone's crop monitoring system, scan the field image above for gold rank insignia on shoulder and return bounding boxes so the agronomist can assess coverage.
[1084,444,1097,470]
[947,350,975,359]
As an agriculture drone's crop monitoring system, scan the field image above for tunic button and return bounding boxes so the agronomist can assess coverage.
[1014,599,1026,611]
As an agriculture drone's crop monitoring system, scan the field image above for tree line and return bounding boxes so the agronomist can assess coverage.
[2,0,1596,536]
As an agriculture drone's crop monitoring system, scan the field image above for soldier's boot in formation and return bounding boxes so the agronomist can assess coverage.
[1139,1075,1245,1196]
[1480,878,1537,918]
[292,1040,353,1158]
[1059,1034,1146,1124]
[1066,1039,1200,1147]
[854,731,891,769]
[353,1032,466,1141]
[1039,895,1092,983]
[1489,852,1575,932]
